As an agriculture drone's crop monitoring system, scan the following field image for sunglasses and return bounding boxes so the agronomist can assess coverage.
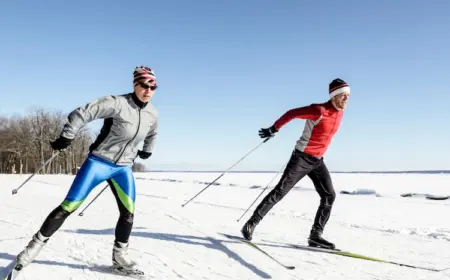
[138,81,158,91]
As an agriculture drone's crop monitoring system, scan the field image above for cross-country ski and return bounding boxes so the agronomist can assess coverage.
[1,260,21,280]
[262,239,450,272]
[220,233,295,270]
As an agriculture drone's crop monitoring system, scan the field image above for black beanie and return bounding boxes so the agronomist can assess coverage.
[329,78,350,98]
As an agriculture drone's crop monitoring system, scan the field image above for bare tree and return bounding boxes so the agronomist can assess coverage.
[0,107,94,174]
[132,162,146,172]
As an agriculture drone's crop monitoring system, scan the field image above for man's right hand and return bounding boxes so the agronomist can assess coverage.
[50,136,72,151]
[258,125,278,139]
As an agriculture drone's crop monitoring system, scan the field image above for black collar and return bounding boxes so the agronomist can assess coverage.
[132,92,148,109]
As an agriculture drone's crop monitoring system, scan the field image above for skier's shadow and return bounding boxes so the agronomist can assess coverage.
[63,228,273,279]
[0,252,127,277]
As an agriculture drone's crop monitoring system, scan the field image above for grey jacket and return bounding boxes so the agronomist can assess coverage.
[61,92,158,166]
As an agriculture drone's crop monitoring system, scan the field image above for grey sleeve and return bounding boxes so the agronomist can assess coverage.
[61,95,118,139]
[142,118,158,153]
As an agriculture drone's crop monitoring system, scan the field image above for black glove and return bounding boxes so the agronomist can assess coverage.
[137,150,152,159]
[50,136,72,151]
[258,125,278,139]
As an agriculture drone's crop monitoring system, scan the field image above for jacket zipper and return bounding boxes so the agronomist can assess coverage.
[115,108,142,164]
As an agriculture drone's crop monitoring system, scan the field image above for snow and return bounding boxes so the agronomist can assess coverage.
[1,172,450,279]
[340,189,380,196]
[401,193,450,200]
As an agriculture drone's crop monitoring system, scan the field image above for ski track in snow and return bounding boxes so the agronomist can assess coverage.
[0,219,23,228]
[137,187,450,244]
[138,207,304,280]
[345,223,450,242]
[1,173,450,279]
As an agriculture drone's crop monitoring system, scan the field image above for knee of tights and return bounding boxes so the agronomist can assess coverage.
[50,206,72,219]
[274,188,290,199]
[120,212,134,224]
[322,195,335,207]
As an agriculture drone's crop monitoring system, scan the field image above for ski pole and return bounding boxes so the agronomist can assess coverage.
[12,151,60,195]
[236,163,286,222]
[181,136,273,208]
[78,183,109,216]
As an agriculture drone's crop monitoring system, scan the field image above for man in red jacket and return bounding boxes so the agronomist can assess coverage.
[241,78,350,250]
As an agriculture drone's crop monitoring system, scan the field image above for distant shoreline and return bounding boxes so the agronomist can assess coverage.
[145,170,450,174]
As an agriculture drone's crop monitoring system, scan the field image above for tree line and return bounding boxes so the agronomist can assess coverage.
[0,107,146,174]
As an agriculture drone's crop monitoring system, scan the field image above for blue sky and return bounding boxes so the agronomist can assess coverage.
[1,0,449,172]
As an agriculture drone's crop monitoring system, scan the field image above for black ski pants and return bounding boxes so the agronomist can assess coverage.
[251,149,336,234]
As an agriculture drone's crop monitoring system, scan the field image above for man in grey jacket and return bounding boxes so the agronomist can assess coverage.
[14,66,159,276]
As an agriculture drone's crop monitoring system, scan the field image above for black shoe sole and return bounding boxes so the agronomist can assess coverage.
[308,239,335,250]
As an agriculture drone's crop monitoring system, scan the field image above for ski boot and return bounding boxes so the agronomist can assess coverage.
[308,229,335,250]
[241,216,259,241]
[112,241,143,275]
[16,231,49,269]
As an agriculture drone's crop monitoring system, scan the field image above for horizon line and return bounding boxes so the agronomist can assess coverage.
[144,169,450,174]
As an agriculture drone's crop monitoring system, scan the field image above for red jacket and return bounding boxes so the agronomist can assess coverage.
[273,101,343,158]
